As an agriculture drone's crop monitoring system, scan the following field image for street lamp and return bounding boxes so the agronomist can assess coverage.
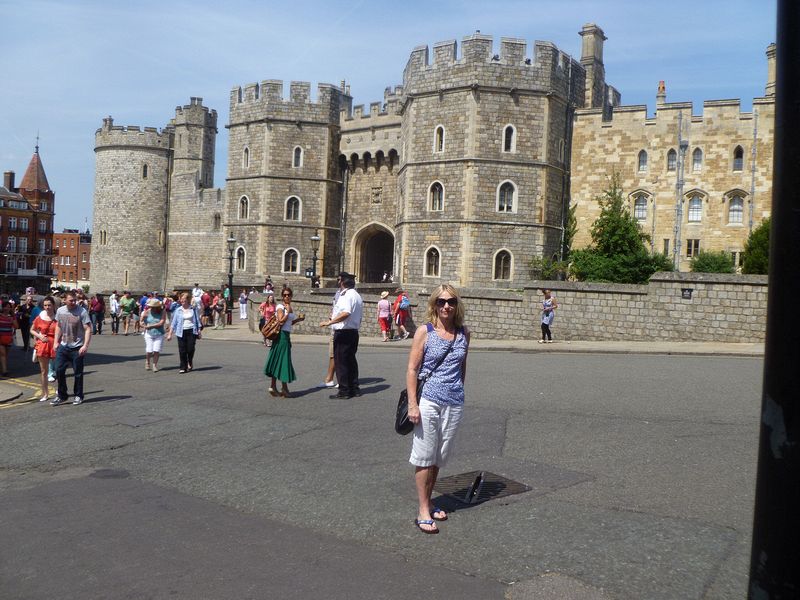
[226,232,236,324]
[310,230,321,288]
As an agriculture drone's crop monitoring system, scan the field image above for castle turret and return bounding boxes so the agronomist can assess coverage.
[579,23,607,109]
[170,97,217,188]
[765,43,776,96]
[90,116,172,292]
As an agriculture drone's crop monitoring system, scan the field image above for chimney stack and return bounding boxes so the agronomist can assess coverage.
[3,171,14,190]
[765,43,776,96]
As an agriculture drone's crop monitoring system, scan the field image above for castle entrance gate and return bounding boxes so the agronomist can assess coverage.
[353,224,394,283]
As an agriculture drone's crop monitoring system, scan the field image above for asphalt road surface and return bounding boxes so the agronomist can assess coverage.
[0,333,763,599]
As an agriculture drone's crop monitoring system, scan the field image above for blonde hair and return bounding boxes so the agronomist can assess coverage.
[425,284,465,329]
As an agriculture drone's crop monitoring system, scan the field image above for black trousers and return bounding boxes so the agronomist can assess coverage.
[333,329,359,395]
[177,330,197,370]
[541,323,552,341]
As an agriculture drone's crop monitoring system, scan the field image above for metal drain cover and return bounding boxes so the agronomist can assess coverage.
[434,470,531,505]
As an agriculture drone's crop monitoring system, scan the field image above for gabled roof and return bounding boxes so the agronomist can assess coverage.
[18,148,50,193]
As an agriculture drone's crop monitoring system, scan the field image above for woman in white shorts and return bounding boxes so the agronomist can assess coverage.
[141,298,167,372]
[405,284,470,534]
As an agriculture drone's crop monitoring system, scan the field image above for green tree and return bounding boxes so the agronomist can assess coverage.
[528,255,568,280]
[690,250,735,273]
[562,203,577,261]
[570,174,672,283]
[742,217,770,274]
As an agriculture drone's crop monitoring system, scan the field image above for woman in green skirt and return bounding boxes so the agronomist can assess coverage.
[265,287,305,397]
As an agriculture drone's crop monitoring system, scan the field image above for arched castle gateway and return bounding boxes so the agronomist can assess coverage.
[90,24,774,293]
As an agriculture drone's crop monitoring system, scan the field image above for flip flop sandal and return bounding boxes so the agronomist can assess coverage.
[431,507,448,521]
[414,519,439,534]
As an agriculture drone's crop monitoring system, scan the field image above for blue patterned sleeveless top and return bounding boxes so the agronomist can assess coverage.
[419,322,468,406]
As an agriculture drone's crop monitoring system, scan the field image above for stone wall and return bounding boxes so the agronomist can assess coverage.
[245,272,768,343]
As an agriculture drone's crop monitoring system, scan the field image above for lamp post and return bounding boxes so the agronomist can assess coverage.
[226,233,236,324]
[310,230,321,288]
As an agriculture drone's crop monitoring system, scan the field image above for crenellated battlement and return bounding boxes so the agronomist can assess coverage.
[575,95,776,130]
[172,97,218,128]
[94,116,173,150]
[229,80,351,126]
[401,33,586,105]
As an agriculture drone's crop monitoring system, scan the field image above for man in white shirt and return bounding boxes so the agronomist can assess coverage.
[191,283,203,308]
[320,273,363,399]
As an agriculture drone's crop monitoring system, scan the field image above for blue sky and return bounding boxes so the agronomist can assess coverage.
[0,0,776,231]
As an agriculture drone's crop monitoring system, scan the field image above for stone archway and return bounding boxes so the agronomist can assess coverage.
[353,224,394,283]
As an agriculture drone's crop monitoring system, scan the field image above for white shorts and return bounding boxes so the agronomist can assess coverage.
[409,398,464,468]
[145,333,164,353]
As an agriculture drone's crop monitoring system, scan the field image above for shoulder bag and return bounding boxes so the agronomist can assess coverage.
[394,324,458,435]
[260,314,282,341]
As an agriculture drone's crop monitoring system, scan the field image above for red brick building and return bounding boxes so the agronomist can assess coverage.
[53,228,92,288]
[0,147,55,294]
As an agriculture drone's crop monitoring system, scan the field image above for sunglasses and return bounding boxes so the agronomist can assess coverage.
[435,297,458,307]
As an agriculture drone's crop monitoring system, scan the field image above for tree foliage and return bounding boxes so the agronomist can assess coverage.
[528,255,568,280]
[742,217,770,274]
[690,250,735,273]
[570,174,672,283]
[562,203,577,261]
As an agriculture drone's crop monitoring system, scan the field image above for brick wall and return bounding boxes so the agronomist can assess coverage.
[245,272,768,343]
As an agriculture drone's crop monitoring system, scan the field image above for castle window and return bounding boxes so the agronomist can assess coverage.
[434,126,445,153]
[239,196,249,220]
[142,164,148,179]
[686,239,700,258]
[428,182,444,212]
[285,196,301,221]
[496,181,517,213]
[728,195,744,224]
[634,195,648,221]
[158,231,164,247]
[503,125,516,153]
[254,83,260,100]
[667,149,677,172]
[213,213,221,231]
[688,195,702,222]
[243,147,250,169]
[638,150,648,172]
[236,246,246,270]
[493,250,512,280]
[282,248,299,273]
[424,247,440,277]
[692,148,703,172]
[124,270,129,287]
[733,146,744,171]
[237,87,243,103]
[293,146,303,168]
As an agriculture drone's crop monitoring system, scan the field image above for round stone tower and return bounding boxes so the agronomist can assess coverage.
[91,117,172,293]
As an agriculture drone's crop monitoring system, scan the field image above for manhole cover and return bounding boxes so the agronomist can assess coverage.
[434,470,531,505]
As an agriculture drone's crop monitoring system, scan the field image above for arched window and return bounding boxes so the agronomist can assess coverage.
[733,146,744,171]
[503,125,516,152]
[728,195,744,224]
[236,246,246,270]
[293,146,303,168]
[638,150,648,172]
[424,247,440,277]
[493,250,512,280]
[243,146,250,169]
[497,181,517,213]
[285,196,301,221]
[142,164,148,179]
[667,149,677,171]
[688,195,703,222]
[634,195,648,221]
[282,248,299,273]
[212,213,221,231]
[429,182,444,211]
[692,148,703,172]
[239,196,249,220]
[434,125,445,153]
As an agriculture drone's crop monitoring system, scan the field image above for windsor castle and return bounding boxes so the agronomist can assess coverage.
[90,24,776,293]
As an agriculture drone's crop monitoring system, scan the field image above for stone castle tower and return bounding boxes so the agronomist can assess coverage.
[90,23,774,293]
[91,98,217,293]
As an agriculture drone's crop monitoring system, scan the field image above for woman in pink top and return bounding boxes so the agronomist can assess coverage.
[377,291,391,341]
[259,295,277,347]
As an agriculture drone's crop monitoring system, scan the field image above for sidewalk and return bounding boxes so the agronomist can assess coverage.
[201,321,765,357]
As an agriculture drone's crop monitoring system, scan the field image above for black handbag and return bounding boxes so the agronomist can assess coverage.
[394,327,458,435]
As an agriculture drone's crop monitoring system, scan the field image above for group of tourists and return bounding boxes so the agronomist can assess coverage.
[2,278,561,537]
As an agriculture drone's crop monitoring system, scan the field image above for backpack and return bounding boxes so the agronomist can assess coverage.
[260,314,282,341]
[399,296,410,310]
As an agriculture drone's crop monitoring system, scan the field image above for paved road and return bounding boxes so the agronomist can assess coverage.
[0,333,763,599]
